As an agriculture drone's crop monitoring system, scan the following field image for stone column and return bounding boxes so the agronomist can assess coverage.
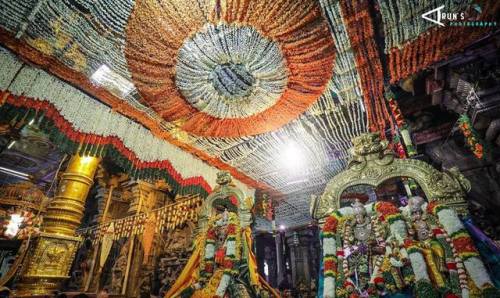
[16,155,100,295]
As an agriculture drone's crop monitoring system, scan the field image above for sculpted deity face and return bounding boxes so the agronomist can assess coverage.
[355,213,365,224]
[216,171,232,185]
[408,196,425,214]
[352,199,367,224]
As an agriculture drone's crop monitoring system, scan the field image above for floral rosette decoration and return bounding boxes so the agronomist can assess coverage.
[125,0,335,137]
[458,114,485,159]
[321,211,343,298]
[187,211,241,298]
[427,201,499,295]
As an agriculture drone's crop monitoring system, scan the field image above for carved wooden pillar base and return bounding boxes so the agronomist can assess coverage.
[15,155,99,295]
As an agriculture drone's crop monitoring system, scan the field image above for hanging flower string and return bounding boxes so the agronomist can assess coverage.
[458,114,485,159]
[385,91,416,157]
[338,0,392,136]
[0,92,215,196]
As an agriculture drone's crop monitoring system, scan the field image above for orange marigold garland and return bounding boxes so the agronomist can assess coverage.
[458,114,485,159]
[338,0,392,136]
[387,1,499,83]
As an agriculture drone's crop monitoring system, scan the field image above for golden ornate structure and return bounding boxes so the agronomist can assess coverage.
[311,132,471,220]
[0,181,49,287]
[16,155,100,295]
[196,171,252,235]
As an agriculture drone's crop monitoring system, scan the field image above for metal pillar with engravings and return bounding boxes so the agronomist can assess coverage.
[16,155,100,295]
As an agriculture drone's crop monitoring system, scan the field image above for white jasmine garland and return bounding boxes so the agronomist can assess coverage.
[205,243,215,259]
[215,273,232,297]
[338,207,353,216]
[0,48,256,196]
[323,237,336,256]
[225,239,236,256]
[436,209,464,235]
[389,220,408,240]
[408,251,430,281]
[464,257,493,288]
[323,276,335,298]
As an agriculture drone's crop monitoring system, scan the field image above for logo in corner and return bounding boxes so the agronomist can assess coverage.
[422,5,445,27]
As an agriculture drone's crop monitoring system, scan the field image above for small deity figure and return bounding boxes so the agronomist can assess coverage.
[110,244,128,294]
[406,196,447,288]
[166,172,279,298]
[343,200,387,292]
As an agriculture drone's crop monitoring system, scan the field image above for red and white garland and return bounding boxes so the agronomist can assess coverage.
[197,212,241,297]
[428,202,494,291]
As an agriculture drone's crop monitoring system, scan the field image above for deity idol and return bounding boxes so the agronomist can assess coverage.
[342,200,387,293]
[165,172,278,298]
[405,196,448,289]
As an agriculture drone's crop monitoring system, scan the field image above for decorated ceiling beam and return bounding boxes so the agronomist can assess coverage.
[0,47,271,197]
[379,0,499,83]
[321,0,393,135]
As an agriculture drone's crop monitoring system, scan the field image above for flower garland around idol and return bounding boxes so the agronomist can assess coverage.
[373,202,416,290]
[195,212,241,298]
[458,114,485,159]
[337,207,387,297]
[322,211,343,298]
[427,202,499,295]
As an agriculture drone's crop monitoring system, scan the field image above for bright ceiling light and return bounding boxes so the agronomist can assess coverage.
[279,142,305,172]
[91,65,135,97]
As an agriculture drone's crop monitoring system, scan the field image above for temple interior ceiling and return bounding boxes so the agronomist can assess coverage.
[0,0,366,198]
[0,0,498,231]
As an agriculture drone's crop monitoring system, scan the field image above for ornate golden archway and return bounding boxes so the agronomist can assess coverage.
[311,133,471,219]
[196,171,253,236]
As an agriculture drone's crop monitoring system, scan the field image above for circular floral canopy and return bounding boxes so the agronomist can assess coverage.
[125,0,335,137]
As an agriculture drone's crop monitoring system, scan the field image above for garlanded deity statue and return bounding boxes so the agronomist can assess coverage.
[318,133,499,297]
[165,172,279,298]
[405,196,448,290]
[341,200,388,294]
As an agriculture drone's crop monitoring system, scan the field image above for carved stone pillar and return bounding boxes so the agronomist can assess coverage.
[16,155,100,295]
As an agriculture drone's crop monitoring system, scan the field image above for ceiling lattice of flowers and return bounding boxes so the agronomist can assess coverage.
[0,0,496,209]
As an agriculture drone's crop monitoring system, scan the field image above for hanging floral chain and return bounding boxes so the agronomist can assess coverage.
[194,212,241,298]
[385,1,499,84]
[427,202,497,293]
[77,196,202,244]
[338,0,392,136]
[458,114,485,159]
